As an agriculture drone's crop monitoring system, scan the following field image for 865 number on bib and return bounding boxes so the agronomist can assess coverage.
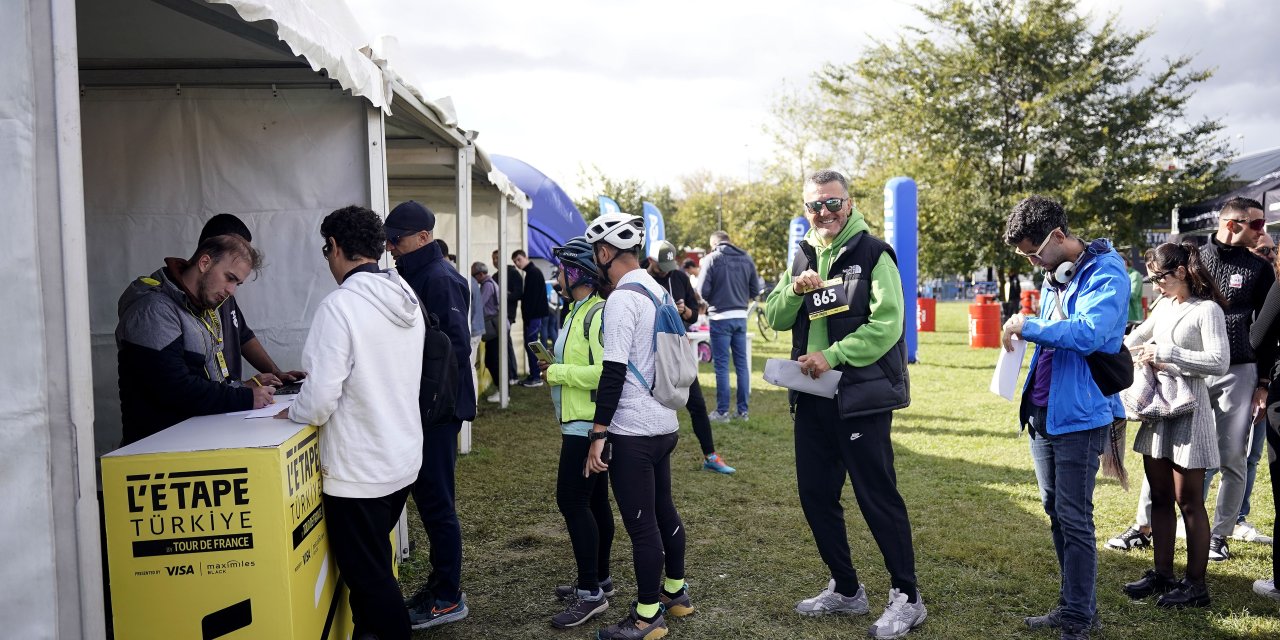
[804,277,851,320]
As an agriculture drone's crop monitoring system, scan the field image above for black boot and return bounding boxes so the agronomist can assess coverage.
[1123,569,1178,600]
[1157,579,1211,609]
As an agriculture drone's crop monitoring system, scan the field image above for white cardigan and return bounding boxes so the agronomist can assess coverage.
[290,270,426,498]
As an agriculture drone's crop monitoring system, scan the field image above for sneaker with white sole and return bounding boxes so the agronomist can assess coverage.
[551,590,608,628]
[409,593,469,630]
[486,392,500,403]
[708,411,731,423]
[868,588,926,639]
[1253,578,1280,602]
[555,577,616,601]
[1208,535,1230,561]
[1105,526,1151,551]
[795,579,869,616]
[1233,520,1274,544]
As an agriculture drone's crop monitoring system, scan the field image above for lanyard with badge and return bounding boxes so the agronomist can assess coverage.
[190,305,230,380]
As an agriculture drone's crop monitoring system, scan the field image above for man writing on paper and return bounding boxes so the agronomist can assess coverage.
[116,234,275,445]
[764,170,924,640]
[1000,195,1128,640]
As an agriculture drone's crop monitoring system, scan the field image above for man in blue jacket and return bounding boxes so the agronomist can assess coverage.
[383,200,476,630]
[698,230,763,421]
[1000,196,1128,640]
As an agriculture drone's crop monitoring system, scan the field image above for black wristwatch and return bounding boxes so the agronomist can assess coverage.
[589,430,608,442]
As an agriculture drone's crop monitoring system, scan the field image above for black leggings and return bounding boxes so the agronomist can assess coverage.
[1144,456,1209,583]
[609,432,686,605]
[556,434,615,590]
[1267,416,1280,582]
[686,378,716,456]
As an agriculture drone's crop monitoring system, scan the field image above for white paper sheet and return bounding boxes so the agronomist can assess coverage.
[242,396,295,419]
[990,337,1029,400]
[764,358,842,398]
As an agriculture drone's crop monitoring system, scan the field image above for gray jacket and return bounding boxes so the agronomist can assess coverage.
[699,243,762,316]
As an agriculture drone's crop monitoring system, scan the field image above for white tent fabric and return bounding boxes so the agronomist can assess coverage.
[82,87,370,453]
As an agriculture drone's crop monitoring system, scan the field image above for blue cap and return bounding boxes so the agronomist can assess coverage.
[385,200,436,238]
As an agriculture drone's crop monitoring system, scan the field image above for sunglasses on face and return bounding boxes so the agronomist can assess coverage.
[805,197,846,214]
[1258,247,1277,259]
[1223,217,1266,232]
[1014,228,1061,260]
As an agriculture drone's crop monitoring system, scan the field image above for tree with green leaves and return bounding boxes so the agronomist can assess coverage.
[812,0,1230,296]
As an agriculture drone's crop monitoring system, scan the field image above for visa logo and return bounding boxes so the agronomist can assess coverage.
[166,564,195,576]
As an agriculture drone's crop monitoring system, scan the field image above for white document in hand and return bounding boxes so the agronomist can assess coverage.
[989,337,1029,401]
[764,358,842,398]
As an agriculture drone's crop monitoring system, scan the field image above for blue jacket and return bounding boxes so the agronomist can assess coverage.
[1021,239,1129,435]
[699,242,762,315]
[396,241,477,422]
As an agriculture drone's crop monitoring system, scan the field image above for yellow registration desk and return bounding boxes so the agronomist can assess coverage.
[102,403,357,639]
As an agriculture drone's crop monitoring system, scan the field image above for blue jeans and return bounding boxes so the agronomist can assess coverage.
[710,318,749,415]
[522,317,543,380]
[1028,408,1106,628]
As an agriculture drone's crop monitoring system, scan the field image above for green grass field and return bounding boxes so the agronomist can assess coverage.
[403,301,1279,639]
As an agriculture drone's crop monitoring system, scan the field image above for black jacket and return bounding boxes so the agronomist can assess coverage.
[396,242,477,423]
[649,263,701,326]
[520,262,551,321]
[504,265,523,323]
[115,264,253,445]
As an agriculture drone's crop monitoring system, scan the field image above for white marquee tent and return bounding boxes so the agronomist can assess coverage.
[4,0,529,635]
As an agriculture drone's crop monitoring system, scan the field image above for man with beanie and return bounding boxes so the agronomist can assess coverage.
[197,213,305,386]
[383,200,476,629]
[278,206,424,640]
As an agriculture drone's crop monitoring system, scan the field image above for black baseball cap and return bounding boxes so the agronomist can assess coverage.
[654,241,679,272]
[385,200,436,239]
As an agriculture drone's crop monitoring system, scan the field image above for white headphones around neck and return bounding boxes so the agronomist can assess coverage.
[1046,248,1086,287]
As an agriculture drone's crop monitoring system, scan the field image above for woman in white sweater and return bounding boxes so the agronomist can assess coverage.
[1121,242,1228,609]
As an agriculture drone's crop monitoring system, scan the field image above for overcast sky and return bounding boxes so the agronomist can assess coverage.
[355,0,1279,199]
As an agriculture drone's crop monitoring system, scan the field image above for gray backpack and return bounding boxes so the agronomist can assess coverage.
[618,283,699,410]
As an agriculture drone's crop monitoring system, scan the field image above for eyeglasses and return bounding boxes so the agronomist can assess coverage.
[1222,217,1266,232]
[321,243,332,258]
[1258,247,1277,259]
[1014,228,1061,260]
[805,197,847,214]
[1144,269,1176,284]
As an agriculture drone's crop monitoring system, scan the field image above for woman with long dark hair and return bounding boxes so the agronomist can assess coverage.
[1121,242,1228,608]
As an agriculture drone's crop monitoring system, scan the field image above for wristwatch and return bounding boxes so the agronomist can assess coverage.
[589,430,608,442]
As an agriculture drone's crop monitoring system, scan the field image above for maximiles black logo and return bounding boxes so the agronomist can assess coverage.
[124,468,254,558]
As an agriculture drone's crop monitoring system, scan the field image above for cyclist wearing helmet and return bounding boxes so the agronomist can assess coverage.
[538,236,616,628]
[584,213,692,640]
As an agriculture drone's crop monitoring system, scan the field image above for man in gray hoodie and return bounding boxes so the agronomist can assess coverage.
[698,230,763,421]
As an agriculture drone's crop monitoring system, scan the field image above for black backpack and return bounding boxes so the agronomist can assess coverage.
[420,312,458,428]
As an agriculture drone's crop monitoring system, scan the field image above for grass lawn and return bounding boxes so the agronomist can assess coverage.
[402,301,1279,639]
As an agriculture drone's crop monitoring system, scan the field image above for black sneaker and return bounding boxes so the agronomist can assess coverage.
[1123,569,1178,600]
[551,592,609,628]
[409,593,469,630]
[1060,621,1091,640]
[1024,606,1101,631]
[1208,535,1230,562]
[520,377,545,388]
[556,577,616,601]
[1105,526,1152,551]
[404,587,432,610]
[1157,580,1210,609]
[595,602,667,640]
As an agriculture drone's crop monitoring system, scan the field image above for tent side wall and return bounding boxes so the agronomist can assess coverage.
[83,87,375,454]
[1,0,105,636]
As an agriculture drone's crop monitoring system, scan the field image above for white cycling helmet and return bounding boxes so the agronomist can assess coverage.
[584,212,645,250]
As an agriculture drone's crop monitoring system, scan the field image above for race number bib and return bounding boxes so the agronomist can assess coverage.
[805,277,851,320]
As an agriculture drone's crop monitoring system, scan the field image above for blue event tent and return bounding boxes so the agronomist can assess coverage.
[491,155,586,262]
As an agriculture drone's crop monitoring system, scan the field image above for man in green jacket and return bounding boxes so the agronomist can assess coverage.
[1126,255,1145,325]
[765,170,925,640]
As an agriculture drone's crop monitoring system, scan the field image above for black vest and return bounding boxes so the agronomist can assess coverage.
[789,231,911,418]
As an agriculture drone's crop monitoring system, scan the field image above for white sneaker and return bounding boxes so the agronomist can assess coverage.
[868,589,926,640]
[794,579,868,616]
[1233,520,1274,544]
[486,392,500,403]
[1254,578,1280,602]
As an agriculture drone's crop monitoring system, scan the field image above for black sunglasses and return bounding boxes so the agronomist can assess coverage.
[805,197,847,214]
[1223,217,1266,232]
[321,243,332,257]
[1144,269,1176,284]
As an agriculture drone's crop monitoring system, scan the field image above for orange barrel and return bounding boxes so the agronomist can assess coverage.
[917,297,937,332]
[1019,290,1035,315]
[968,303,1002,348]
[975,294,994,305]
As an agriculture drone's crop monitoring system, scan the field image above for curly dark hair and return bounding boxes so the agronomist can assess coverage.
[1145,242,1225,307]
[1003,195,1069,246]
[321,206,385,261]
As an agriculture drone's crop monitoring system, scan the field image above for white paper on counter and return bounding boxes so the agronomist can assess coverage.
[242,396,296,419]
[989,337,1028,400]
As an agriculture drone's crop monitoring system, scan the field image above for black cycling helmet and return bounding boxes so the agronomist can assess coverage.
[553,235,597,289]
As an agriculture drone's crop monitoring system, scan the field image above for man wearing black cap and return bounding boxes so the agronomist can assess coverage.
[198,214,305,387]
[383,200,476,629]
